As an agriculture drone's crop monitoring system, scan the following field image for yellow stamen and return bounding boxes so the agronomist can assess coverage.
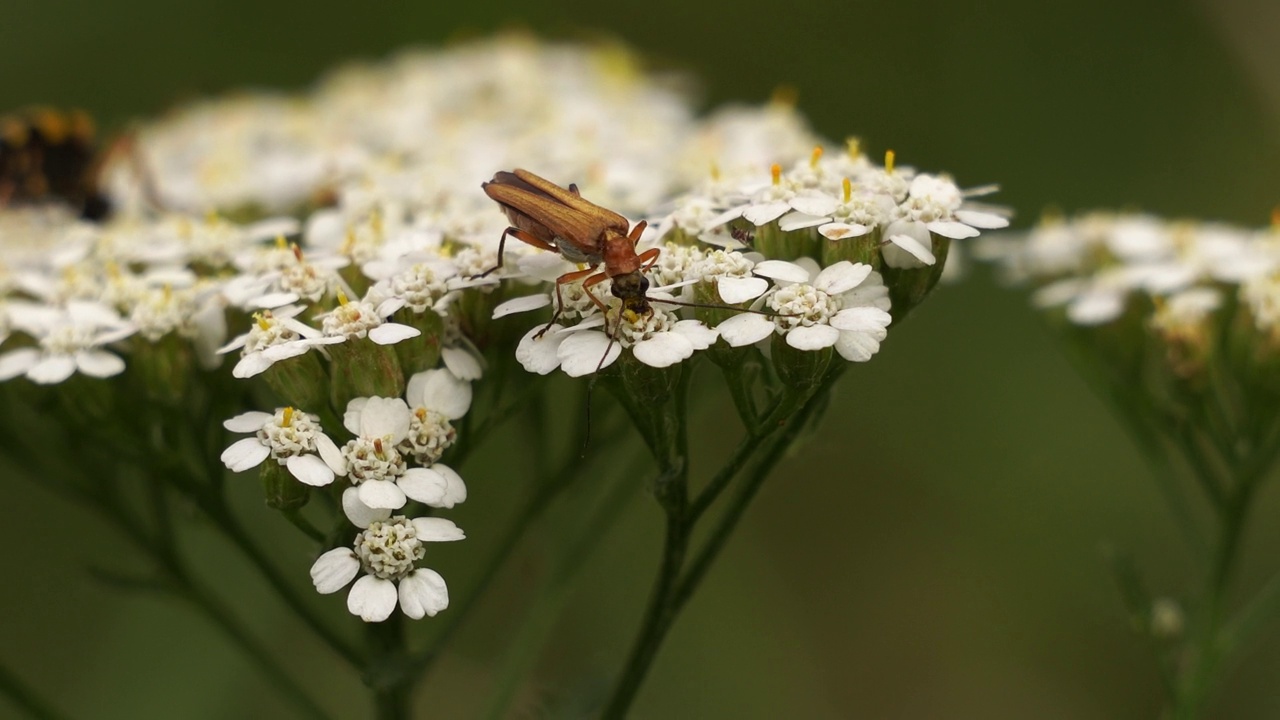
[254,312,271,331]
[275,234,287,249]
[884,150,896,174]
[374,438,384,455]
[205,208,219,225]
[341,228,355,255]
[104,261,121,279]
[809,145,823,168]
[336,289,350,306]
[163,284,172,301]
[842,177,852,204]
[770,163,782,186]
[845,137,861,159]
[370,208,383,235]
[282,407,295,428]
[709,161,721,182]
[623,309,640,324]
[770,85,798,108]
[415,408,427,421]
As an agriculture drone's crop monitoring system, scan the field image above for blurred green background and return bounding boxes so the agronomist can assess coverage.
[3,0,1280,718]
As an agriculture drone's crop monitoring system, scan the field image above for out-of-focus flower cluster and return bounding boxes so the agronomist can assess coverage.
[0,36,1006,621]
[978,211,1280,444]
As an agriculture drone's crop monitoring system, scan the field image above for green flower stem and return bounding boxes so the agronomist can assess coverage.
[366,614,412,720]
[198,496,365,669]
[0,420,334,719]
[1174,457,1267,719]
[0,661,71,720]
[282,508,326,543]
[482,458,638,720]
[602,369,835,719]
[109,477,334,720]
[673,371,837,615]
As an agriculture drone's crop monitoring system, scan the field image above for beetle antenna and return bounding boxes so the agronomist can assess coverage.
[648,296,786,317]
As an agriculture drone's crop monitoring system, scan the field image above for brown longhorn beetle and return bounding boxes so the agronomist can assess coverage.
[478,168,660,334]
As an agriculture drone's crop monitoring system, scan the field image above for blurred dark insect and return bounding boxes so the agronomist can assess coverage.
[0,107,113,220]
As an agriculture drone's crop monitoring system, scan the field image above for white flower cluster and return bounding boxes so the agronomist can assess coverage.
[0,35,1006,620]
[978,212,1280,332]
[221,369,471,622]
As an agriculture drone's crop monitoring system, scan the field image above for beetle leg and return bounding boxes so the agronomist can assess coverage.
[536,266,599,339]
[636,247,661,273]
[473,227,559,279]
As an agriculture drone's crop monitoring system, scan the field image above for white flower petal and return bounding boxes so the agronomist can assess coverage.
[410,517,466,542]
[368,323,421,345]
[777,211,829,232]
[441,346,483,380]
[405,369,472,420]
[348,575,397,622]
[785,324,840,350]
[397,467,447,505]
[28,356,77,384]
[310,548,361,594]
[753,260,811,284]
[818,222,871,241]
[398,569,449,619]
[221,438,271,472]
[343,397,369,435]
[431,464,467,507]
[632,332,695,368]
[515,324,566,375]
[75,350,126,378]
[743,201,792,226]
[357,397,411,443]
[788,194,839,217]
[223,411,272,433]
[358,479,408,510]
[342,486,391,528]
[887,234,937,266]
[286,454,334,487]
[834,329,883,362]
[232,352,274,379]
[557,331,620,377]
[493,294,552,319]
[926,220,981,240]
[955,210,1010,229]
[830,307,892,334]
[672,320,719,350]
[813,261,873,295]
[716,276,768,304]
[716,313,775,347]
[314,433,346,475]
[253,292,301,309]
[0,348,40,381]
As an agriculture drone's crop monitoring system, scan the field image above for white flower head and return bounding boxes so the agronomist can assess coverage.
[718,261,892,362]
[218,305,340,379]
[220,407,344,487]
[310,516,464,622]
[321,290,421,346]
[0,300,136,384]
[339,396,468,523]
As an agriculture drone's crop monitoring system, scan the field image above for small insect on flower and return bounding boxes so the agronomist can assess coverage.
[478,168,660,334]
[0,107,130,221]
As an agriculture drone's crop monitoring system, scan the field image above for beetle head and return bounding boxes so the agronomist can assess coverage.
[610,272,651,316]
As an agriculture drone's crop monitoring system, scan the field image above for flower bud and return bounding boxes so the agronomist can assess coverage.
[261,351,330,412]
[771,333,831,390]
[393,309,445,376]
[129,334,193,405]
[328,337,406,409]
[880,234,950,322]
[260,459,310,511]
